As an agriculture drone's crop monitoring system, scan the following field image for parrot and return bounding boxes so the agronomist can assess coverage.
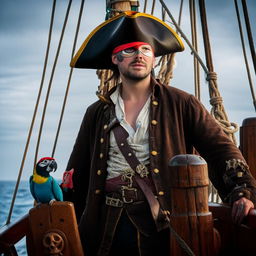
[29,157,63,203]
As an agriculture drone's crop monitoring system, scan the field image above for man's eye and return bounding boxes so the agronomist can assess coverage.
[141,47,151,52]
[123,48,136,53]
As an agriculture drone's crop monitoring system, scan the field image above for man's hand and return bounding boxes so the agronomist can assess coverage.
[232,197,254,225]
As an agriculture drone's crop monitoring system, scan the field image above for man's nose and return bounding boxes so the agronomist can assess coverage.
[135,50,143,58]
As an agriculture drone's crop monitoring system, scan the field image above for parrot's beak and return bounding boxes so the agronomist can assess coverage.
[47,160,57,172]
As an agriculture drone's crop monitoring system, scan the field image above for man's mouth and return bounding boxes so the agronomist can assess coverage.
[130,62,146,68]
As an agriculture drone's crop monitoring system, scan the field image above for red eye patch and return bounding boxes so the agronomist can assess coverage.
[112,42,152,54]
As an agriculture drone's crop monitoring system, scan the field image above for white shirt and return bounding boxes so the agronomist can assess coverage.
[106,86,150,179]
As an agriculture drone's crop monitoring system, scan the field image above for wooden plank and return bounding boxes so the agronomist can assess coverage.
[0,214,29,253]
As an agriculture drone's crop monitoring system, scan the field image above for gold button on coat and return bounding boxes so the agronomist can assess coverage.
[95,189,101,194]
[151,151,158,156]
[100,138,104,143]
[237,171,243,177]
[97,170,102,175]
[153,168,159,174]
[100,153,104,159]
[158,191,164,196]
[151,120,158,125]
[103,125,108,130]
[152,100,158,106]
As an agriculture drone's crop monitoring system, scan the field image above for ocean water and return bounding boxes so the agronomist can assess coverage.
[0,180,34,256]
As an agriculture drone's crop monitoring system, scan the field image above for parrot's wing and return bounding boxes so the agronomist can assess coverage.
[29,176,37,201]
[51,177,63,201]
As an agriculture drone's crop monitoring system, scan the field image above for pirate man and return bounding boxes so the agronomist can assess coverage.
[62,11,256,256]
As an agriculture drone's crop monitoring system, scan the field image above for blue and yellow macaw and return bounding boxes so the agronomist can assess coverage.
[29,157,63,203]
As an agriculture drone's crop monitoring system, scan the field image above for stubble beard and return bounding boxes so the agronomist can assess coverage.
[122,62,153,81]
[122,69,151,81]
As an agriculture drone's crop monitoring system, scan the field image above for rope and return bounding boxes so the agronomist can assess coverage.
[206,71,239,135]
[159,0,238,142]
[99,1,139,96]
[51,0,85,157]
[159,0,209,74]
[189,0,200,100]
[156,0,184,85]
[198,0,238,143]
[143,0,148,13]
[151,0,156,15]
[177,0,184,26]
[5,0,57,225]
[241,0,256,75]
[234,0,256,111]
[34,0,73,167]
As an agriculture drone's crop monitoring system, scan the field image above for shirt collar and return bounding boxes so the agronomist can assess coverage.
[102,76,161,104]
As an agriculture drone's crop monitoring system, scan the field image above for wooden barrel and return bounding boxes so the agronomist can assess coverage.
[168,154,220,256]
[240,117,256,179]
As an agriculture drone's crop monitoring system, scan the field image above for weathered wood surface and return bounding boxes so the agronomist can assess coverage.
[26,201,84,256]
[240,117,256,179]
[169,154,220,256]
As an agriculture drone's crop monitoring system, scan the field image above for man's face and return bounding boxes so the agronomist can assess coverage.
[112,44,155,81]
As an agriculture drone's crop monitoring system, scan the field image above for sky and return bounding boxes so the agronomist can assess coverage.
[0,0,255,181]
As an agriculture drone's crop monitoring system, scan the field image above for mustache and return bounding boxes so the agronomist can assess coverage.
[130,60,147,65]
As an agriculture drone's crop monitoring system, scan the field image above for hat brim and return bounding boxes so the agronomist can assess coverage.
[71,11,184,69]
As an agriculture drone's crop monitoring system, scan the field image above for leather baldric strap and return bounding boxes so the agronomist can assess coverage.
[112,124,160,221]
[112,123,196,256]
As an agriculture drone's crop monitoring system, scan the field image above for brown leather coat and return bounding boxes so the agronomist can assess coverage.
[64,79,256,253]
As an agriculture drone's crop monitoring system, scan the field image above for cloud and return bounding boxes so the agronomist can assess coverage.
[0,0,255,181]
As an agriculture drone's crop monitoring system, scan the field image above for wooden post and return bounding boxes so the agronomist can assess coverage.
[168,154,220,256]
[26,202,84,256]
[240,117,256,178]
[110,1,139,13]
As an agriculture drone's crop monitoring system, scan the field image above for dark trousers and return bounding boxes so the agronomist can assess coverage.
[109,211,170,256]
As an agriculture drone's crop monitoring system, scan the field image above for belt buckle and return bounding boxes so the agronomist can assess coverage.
[136,164,149,178]
[106,196,123,207]
[121,186,137,203]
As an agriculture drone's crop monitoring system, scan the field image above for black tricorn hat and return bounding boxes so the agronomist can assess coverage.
[71,11,184,69]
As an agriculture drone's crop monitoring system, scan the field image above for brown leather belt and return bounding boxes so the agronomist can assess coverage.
[105,170,155,207]
[106,187,142,207]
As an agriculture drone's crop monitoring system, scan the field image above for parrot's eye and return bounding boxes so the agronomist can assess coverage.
[38,159,50,167]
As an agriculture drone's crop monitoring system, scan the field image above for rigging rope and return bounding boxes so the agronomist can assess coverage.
[151,0,156,15]
[234,0,256,111]
[98,1,139,98]
[143,0,148,13]
[156,0,184,85]
[159,0,238,143]
[51,0,86,157]
[189,0,200,100]
[198,0,238,144]
[241,0,256,75]
[34,0,73,167]
[6,0,57,225]
[159,0,208,74]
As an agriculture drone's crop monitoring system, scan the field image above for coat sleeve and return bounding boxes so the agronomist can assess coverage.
[186,95,256,205]
[62,107,93,221]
